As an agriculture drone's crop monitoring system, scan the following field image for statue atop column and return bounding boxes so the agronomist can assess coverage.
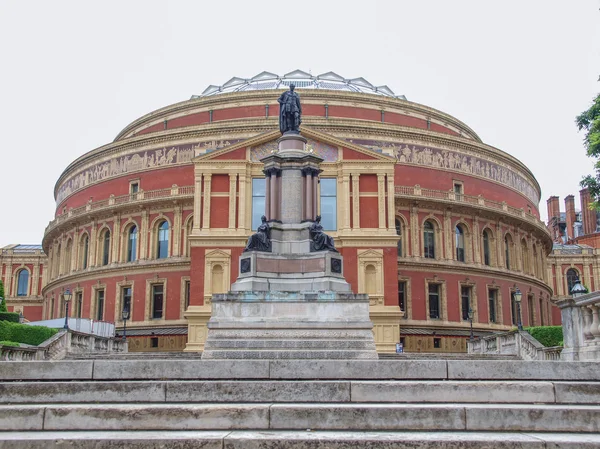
[278,84,302,134]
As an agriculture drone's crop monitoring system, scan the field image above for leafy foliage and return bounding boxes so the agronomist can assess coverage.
[0,340,20,347]
[0,280,6,313]
[578,79,600,206]
[0,312,20,323]
[0,321,58,346]
[525,326,563,347]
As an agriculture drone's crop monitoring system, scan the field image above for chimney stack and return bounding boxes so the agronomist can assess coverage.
[547,196,560,225]
[580,188,596,235]
[565,195,575,241]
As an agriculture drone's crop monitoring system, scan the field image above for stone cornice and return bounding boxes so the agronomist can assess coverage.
[113,89,481,143]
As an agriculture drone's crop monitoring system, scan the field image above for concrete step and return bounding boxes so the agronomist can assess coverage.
[66,351,203,360]
[1,403,599,432]
[203,339,376,349]
[0,430,599,449]
[201,349,379,359]
[2,380,598,404]
[1,430,600,449]
[379,352,519,360]
[2,359,600,381]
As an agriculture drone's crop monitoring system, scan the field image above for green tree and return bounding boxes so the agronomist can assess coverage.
[578,77,600,207]
[0,280,6,313]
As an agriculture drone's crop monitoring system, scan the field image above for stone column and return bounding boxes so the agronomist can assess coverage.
[228,174,237,230]
[410,204,419,257]
[264,175,271,221]
[32,261,40,297]
[444,209,452,260]
[270,170,278,221]
[312,175,318,219]
[377,174,386,229]
[202,174,212,230]
[89,221,97,267]
[173,205,182,257]
[70,232,78,272]
[387,175,395,230]
[305,169,313,221]
[496,223,503,268]
[193,178,202,230]
[473,216,481,264]
[342,175,351,230]
[139,212,148,260]
[238,173,246,230]
[111,215,120,264]
[352,174,360,229]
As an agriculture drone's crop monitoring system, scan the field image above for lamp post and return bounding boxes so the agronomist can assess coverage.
[514,287,523,331]
[63,288,72,330]
[122,308,130,340]
[467,307,474,342]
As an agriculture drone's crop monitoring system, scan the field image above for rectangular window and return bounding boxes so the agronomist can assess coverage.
[130,182,139,195]
[251,178,266,231]
[151,337,159,348]
[320,178,337,231]
[539,297,545,326]
[76,291,83,319]
[461,286,471,321]
[185,280,191,309]
[121,287,132,315]
[152,284,164,319]
[428,284,440,319]
[454,182,463,197]
[488,289,497,323]
[96,290,104,321]
[398,281,406,312]
[433,337,441,349]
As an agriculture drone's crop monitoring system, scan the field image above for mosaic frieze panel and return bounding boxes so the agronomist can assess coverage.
[56,140,241,204]
[250,138,338,162]
[348,139,539,203]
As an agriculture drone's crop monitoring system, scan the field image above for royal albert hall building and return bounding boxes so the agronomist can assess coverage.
[34,70,558,353]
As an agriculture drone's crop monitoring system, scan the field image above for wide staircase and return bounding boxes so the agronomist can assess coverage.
[1,357,599,448]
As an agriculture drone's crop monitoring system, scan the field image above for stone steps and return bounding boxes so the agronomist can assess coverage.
[1,359,599,447]
[1,430,599,449]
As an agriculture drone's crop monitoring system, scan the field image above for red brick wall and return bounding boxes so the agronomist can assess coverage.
[210,197,230,228]
[359,197,379,228]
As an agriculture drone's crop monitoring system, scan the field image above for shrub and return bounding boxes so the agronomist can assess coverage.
[0,280,6,313]
[0,321,58,346]
[0,312,20,323]
[0,340,20,347]
[526,326,563,347]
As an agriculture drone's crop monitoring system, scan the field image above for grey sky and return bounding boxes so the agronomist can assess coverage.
[1,1,599,248]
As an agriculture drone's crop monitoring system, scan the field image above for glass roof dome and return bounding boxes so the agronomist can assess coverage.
[192,69,406,100]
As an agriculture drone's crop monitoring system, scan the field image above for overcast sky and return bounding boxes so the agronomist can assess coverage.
[1,1,599,248]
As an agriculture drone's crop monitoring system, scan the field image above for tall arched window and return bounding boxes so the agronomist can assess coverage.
[81,235,89,269]
[424,221,435,259]
[455,225,465,262]
[566,268,579,294]
[395,219,402,257]
[127,226,137,262]
[504,235,512,270]
[16,270,29,296]
[55,244,61,277]
[482,229,491,266]
[64,240,72,274]
[157,221,169,259]
[532,244,538,278]
[102,230,111,266]
[521,239,529,274]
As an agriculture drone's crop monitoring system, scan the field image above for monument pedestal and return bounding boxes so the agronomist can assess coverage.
[201,130,378,360]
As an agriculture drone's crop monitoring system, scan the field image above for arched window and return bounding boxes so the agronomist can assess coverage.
[455,225,465,262]
[521,239,529,274]
[55,244,61,277]
[532,244,538,278]
[64,240,73,274]
[424,221,435,259]
[127,226,137,262]
[566,268,579,294]
[157,221,169,259]
[395,219,402,257]
[81,235,89,269]
[504,235,512,270]
[16,270,29,296]
[102,230,111,266]
[483,229,491,266]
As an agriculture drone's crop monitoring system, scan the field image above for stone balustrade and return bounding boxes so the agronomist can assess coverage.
[395,184,549,236]
[0,329,127,362]
[468,330,562,361]
[557,290,600,361]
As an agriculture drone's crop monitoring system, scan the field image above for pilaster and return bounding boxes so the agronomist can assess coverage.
[228,173,237,229]
[444,209,452,260]
[473,216,481,264]
[410,204,419,257]
[139,211,148,260]
[352,174,360,229]
[342,175,351,230]
[387,175,395,230]
[202,174,212,230]
[377,174,386,229]
[89,220,97,267]
[173,204,182,257]
[193,178,202,230]
[111,215,120,264]
[238,173,247,230]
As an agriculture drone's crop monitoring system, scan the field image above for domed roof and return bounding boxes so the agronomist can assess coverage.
[193,69,406,100]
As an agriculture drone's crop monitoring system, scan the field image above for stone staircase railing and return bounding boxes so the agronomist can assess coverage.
[0,330,127,361]
[468,329,562,361]
[558,289,600,361]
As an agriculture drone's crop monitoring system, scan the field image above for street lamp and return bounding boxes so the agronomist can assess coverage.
[121,308,130,340]
[63,288,72,330]
[514,287,523,331]
[467,307,474,342]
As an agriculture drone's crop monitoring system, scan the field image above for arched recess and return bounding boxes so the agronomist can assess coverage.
[97,227,111,266]
[521,238,530,274]
[395,214,408,257]
[204,249,231,305]
[504,233,514,270]
[357,249,384,306]
[422,217,442,260]
[79,233,90,270]
[532,243,539,278]
[183,215,194,257]
[15,267,30,297]
[54,243,62,278]
[64,238,73,274]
